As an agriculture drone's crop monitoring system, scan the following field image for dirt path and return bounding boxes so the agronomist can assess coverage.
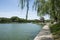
[34,23,54,40]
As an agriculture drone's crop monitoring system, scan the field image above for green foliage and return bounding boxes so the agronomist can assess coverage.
[0,16,42,23]
[19,0,60,21]
[10,16,20,22]
[50,23,60,33]
[33,0,49,16]
[50,23,60,40]
[0,18,11,23]
[19,0,30,20]
[33,0,60,22]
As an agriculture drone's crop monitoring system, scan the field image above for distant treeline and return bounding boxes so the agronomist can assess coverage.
[0,16,50,23]
[0,16,42,23]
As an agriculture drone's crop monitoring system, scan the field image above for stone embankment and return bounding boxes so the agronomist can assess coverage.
[34,23,54,40]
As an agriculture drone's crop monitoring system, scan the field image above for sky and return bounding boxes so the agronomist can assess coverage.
[0,0,50,20]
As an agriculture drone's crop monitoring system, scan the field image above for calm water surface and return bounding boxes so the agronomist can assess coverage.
[0,23,43,40]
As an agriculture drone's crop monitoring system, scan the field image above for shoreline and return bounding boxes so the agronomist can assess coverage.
[34,23,54,40]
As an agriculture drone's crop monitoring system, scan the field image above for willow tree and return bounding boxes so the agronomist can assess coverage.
[19,0,50,20]
[19,0,30,20]
[34,0,60,22]
[19,0,60,21]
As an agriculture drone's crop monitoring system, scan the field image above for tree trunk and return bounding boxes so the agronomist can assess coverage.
[26,8,28,20]
[26,0,29,20]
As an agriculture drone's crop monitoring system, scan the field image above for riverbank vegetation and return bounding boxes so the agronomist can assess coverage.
[0,16,46,23]
[50,22,60,40]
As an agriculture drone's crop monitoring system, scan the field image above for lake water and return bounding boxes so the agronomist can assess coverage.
[0,23,43,40]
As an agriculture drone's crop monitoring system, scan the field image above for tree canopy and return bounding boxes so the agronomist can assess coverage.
[19,0,30,20]
[34,0,60,21]
[19,0,60,22]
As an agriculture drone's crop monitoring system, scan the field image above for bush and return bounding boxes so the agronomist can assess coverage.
[50,22,60,40]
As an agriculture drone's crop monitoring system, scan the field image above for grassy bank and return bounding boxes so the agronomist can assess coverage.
[50,22,60,40]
